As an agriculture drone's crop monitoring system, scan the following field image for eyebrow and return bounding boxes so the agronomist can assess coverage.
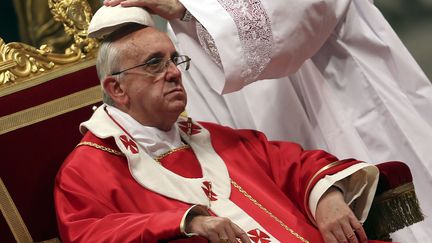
[142,51,180,63]
[143,52,164,63]
[171,51,180,58]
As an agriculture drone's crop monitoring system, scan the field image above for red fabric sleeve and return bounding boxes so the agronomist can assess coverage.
[271,142,359,222]
[216,126,362,221]
[55,168,189,243]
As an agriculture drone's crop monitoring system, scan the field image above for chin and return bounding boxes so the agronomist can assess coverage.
[170,102,186,113]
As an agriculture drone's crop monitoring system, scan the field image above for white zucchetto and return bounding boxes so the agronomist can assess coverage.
[88,5,155,38]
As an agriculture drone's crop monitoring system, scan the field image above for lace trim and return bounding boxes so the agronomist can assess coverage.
[196,0,274,82]
[196,23,223,69]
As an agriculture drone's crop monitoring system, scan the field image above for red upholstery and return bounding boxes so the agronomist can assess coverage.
[0,65,101,242]
[364,161,423,241]
[375,161,413,193]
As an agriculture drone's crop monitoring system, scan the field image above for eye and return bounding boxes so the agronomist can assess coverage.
[144,57,164,73]
[145,57,163,66]
[171,56,180,63]
[173,55,191,70]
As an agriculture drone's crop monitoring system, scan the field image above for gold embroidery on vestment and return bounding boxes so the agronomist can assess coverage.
[153,144,191,162]
[76,141,124,157]
[231,180,309,243]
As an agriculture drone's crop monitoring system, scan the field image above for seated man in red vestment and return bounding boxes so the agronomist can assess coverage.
[54,23,390,243]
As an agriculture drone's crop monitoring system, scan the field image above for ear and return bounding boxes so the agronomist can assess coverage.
[102,76,129,106]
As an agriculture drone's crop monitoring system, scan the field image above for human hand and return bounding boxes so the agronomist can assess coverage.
[103,0,185,20]
[315,187,368,243]
[186,215,252,243]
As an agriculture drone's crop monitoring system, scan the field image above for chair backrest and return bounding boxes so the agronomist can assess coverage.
[0,0,101,242]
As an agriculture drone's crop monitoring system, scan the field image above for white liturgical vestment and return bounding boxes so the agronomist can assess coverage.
[167,0,432,242]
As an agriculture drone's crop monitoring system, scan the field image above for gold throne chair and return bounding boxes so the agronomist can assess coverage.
[0,1,425,242]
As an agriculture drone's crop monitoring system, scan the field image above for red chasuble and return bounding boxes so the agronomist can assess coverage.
[54,121,386,243]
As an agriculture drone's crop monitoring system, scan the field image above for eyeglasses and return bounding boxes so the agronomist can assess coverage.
[111,55,191,76]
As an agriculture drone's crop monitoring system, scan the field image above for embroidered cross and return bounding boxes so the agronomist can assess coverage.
[178,117,201,136]
[248,229,271,243]
[201,181,217,202]
[119,135,138,154]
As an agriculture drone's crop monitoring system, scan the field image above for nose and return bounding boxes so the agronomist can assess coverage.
[164,61,182,82]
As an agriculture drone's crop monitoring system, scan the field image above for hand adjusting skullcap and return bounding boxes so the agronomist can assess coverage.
[88,5,155,38]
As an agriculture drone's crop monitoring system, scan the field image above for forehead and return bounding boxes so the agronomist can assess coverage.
[120,27,176,59]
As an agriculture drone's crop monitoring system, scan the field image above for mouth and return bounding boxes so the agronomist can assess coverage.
[166,88,184,95]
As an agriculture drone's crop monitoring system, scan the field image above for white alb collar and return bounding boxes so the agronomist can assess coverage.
[105,105,184,158]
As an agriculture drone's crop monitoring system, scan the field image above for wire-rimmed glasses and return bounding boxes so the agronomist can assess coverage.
[111,55,191,76]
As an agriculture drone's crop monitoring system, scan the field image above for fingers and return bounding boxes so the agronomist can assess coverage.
[315,189,370,243]
[350,218,367,243]
[223,223,238,243]
[323,224,358,243]
[119,0,149,7]
[103,0,126,7]
[321,229,339,243]
[218,219,251,243]
[231,222,252,243]
[103,0,185,20]
[331,217,367,243]
[340,221,358,243]
[331,224,350,243]
[319,214,368,243]
[189,216,251,243]
[206,231,219,243]
[104,0,148,7]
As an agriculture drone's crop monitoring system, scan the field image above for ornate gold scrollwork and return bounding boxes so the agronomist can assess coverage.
[0,39,82,85]
[0,0,98,88]
[48,0,99,54]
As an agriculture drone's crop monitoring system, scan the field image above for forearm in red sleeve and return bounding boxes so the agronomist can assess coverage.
[55,183,190,242]
[267,141,363,222]
[236,129,362,218]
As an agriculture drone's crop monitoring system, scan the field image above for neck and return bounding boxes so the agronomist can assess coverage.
[113,105,180,131]
[133,115,177,131]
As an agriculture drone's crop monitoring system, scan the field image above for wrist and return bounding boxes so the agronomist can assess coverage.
[180,8,194,22]
[174,3,187,20]
[324,186,344,198]
[182,205,209,236]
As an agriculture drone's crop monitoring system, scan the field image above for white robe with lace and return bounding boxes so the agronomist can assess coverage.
[166,0,432,241]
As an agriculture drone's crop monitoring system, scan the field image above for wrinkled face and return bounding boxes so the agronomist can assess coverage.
[114,27,187,130]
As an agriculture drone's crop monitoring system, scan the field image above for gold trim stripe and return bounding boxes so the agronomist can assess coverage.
[0,58,96,97]
[154,144,191,162]
[304,161,345,200]
[303,160,345,225]
[374,182,415,203]
[231,180,309,243]
[36,237,61,243]
[77,142,124,157]
[0,177,34,243]
[0,85,102,135]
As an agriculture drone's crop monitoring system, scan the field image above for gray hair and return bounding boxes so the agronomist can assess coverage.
[96,24,146,106]
[96,39,119,106]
